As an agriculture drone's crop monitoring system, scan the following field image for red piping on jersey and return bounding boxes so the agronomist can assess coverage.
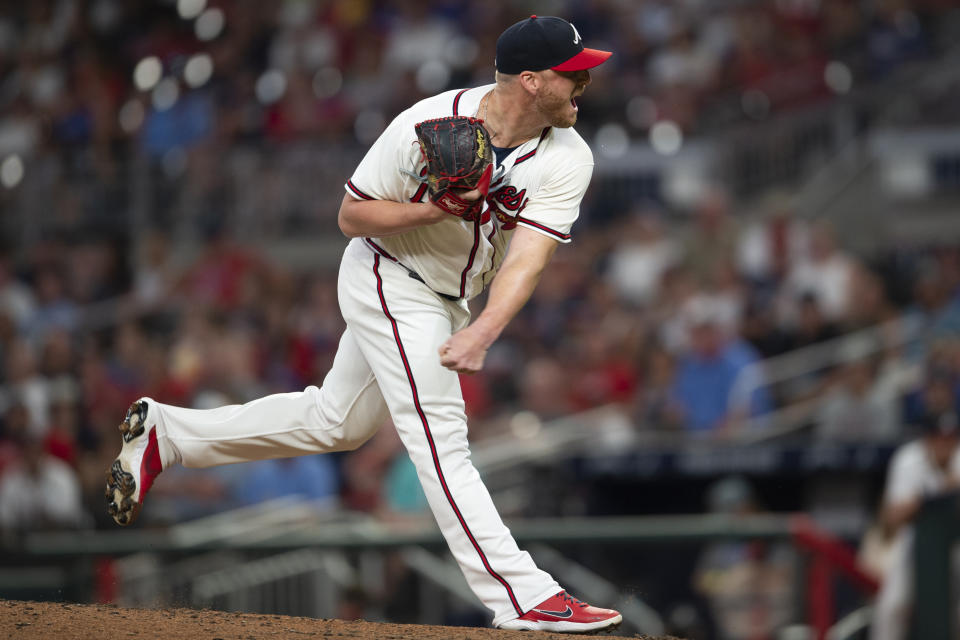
[516,216,571,241]
[371,254,524,617]
[346,180,375,201]
[364,238,398,262]
[459,216,481,298]
[482,178,505,284]
[513,149,537,165]
[515,128,551,165]
[411,166,429,202]
[480,224,498,287]
[452,89,469,116]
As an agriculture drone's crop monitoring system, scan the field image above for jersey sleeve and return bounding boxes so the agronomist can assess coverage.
[345,112,424,203]
[515,160,593,244]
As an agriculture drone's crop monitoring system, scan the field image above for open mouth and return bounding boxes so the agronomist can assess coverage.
[570,97,578,111]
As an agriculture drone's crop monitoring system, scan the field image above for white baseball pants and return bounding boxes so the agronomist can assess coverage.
[870,531,911,640]
[148,237,559,625]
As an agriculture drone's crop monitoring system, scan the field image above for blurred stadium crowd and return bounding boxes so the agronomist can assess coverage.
[0,0,958,526]
[0,0,950,154]
[1,3,960,635]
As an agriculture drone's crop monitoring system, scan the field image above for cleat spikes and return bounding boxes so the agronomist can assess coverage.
[119,474,135,494]
[106,399,160,526]
[120,401,148,442]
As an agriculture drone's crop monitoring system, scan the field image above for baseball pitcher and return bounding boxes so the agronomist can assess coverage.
[106,15,621,633]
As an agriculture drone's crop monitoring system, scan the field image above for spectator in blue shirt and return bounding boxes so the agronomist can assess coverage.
[231,455,340,509]
[671,301,771,435]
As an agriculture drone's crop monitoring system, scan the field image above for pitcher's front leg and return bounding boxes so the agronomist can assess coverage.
[344,253,560,623]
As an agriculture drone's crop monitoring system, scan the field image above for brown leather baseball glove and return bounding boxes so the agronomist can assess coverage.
[414,116,494,221]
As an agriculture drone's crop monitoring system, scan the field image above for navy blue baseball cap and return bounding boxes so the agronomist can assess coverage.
[496,15,612,75]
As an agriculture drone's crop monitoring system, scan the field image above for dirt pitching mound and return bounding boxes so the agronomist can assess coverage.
[0,599,686,639]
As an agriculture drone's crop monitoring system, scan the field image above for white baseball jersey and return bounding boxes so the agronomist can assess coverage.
[882,439,960,507]
[139,84,611,626]
[345,85,595,300]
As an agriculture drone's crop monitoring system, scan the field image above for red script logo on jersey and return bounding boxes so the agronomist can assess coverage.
[486,184,528,229]
[489,185,527,212]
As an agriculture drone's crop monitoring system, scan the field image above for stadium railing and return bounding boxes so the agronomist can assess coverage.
[3,508,884,637]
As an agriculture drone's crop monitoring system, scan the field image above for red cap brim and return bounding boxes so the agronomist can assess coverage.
[551,48,612,72]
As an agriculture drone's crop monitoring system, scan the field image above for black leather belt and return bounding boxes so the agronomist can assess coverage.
[405,269,461,302]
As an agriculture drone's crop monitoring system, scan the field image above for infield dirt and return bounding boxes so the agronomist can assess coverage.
[0,599,687,639]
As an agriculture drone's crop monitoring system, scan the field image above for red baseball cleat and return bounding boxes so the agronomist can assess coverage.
[497,590,622,633]
[105,400,163,526]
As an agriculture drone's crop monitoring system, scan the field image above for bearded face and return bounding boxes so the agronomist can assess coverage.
[534,69,590,128]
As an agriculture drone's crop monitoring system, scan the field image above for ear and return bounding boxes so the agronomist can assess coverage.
[518,71,541,96]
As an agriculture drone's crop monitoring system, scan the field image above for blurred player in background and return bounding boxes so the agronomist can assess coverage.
[871,406,960,640]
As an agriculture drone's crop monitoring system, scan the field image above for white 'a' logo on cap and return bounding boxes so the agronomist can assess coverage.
[571,24,582,44]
